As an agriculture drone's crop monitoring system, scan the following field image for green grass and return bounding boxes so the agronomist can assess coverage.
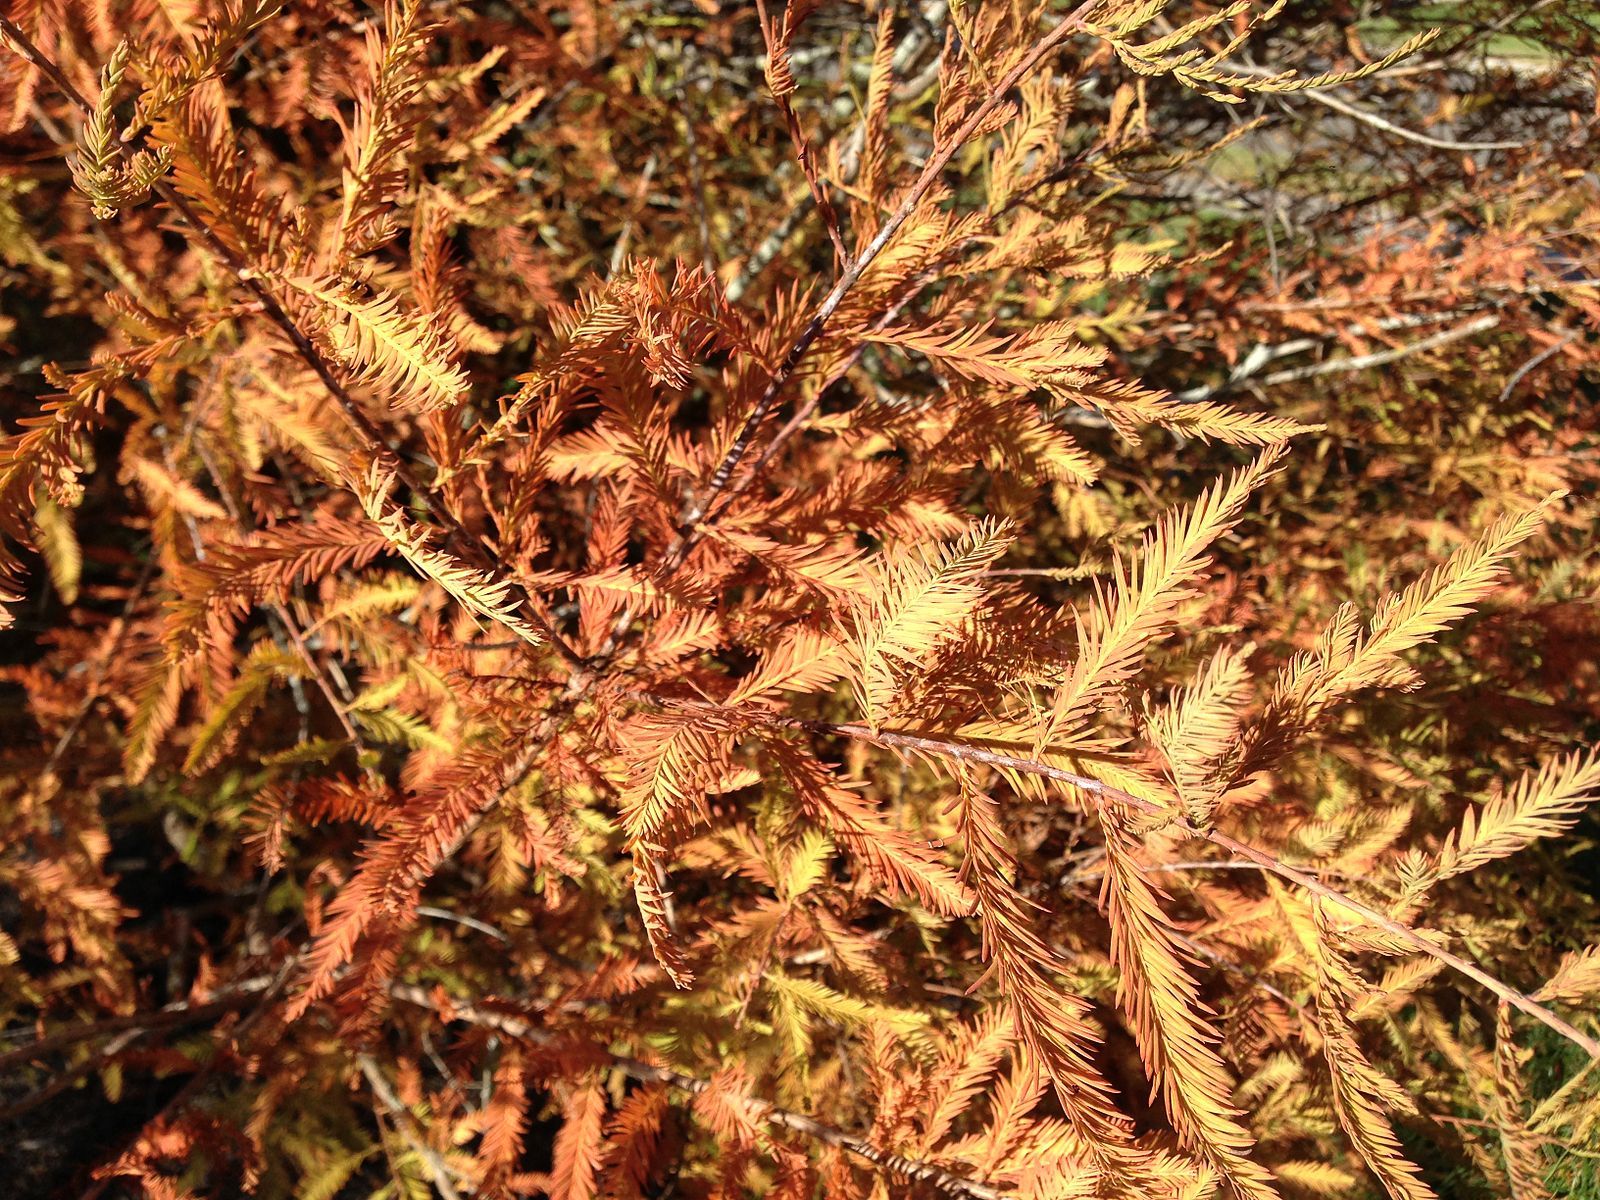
[1524,1021,1600,1198]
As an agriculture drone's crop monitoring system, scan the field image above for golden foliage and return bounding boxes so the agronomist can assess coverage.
[1100,812,1278,1197]
[1428,749,1600,883]
[290,275,472,413]
[842,520,1012,730]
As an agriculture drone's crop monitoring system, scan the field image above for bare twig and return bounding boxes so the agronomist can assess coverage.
[0,977,273,1071]
[1174,308,1496,402]
[1228,59,1524,152]
[607,152,659,278]
[0,1030,145,1123]
[727,182,815,303]
[679,86,719,281]
[1250,313,1500,387]
[38,553,157,779]
[77,958,299,1200]
[359,1054,470,1200]
[754,0,849,269]
[1498,331,1580,403]
[415,905,511,944]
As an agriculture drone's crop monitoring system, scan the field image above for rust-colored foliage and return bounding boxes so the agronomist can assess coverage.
[0,1,1597,1197]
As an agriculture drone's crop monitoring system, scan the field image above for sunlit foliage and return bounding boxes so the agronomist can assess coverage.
[0,1,1597,1197]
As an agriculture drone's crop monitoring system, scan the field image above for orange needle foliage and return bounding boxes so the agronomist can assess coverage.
[0,1,1597,1198]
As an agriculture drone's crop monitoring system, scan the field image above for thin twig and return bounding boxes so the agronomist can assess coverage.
[754,0,849,270]
[1230,60,1523,152]
[0,978,272,1071]
[78,957,299,1200]
[1252,313,1500,387]
[39,552,157,778]
[358,1053,471,1200]
[415,905,511,944]
[1497,331,1579,403]
[1173,307,1496,402]
[607,152,659,278]
[679,84,718,281]
[727,183,814,304]
[0,1030,145,1123]
[184,421,374,758]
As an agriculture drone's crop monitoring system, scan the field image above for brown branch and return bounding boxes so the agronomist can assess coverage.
[706,263,935,526]
[77,959,298,1200]
[388,985,1005,1200]
[358,1053,470,1200]
[585,8,1096,661]
[753,0,849,271]
[0,1031,147,1124]
[0,979,272,1074]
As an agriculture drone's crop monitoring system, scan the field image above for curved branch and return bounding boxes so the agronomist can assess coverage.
[754,711,1600,1060]
[1227,59,1524,152]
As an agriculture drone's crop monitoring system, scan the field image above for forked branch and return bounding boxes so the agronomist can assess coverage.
[680,0,1106,529]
